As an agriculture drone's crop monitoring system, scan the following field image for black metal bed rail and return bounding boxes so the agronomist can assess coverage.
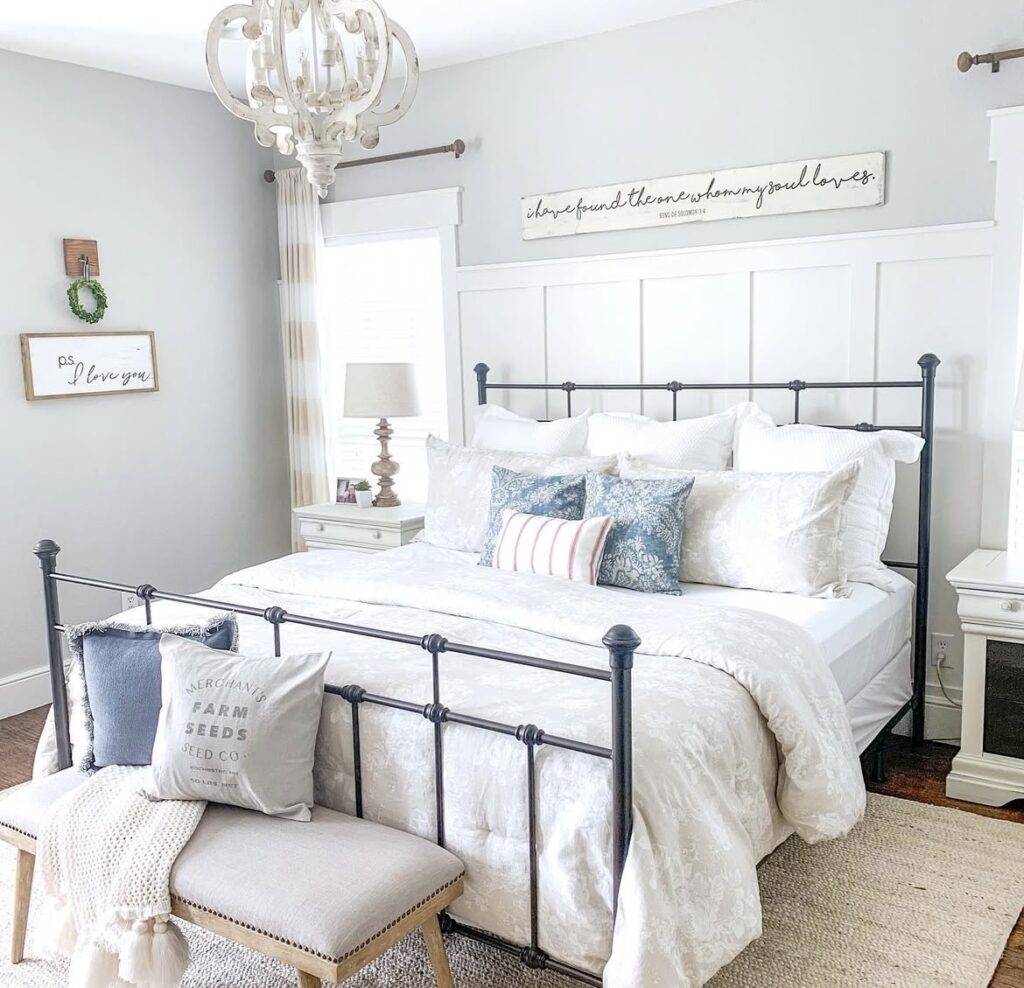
[474,353,939,755]
[32,540,634,986]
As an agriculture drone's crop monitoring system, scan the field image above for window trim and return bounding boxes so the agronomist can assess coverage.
[320,188,465,444]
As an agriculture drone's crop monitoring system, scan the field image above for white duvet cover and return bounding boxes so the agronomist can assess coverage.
[38,543,867,986]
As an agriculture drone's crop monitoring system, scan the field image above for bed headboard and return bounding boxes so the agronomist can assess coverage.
[473,354,940,751]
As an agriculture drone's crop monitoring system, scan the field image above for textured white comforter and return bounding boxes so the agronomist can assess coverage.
[211,545,865,986]
[38,543,866,986]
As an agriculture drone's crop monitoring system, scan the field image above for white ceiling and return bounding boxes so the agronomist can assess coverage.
[0,1,745,92]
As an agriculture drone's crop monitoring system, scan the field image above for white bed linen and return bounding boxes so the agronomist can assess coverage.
[415,546,915,750]
[34,543,867,987]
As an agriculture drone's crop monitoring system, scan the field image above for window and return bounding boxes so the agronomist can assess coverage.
[319,231,448,503]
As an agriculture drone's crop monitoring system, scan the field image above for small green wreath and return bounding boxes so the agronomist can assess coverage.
[67,277,108,325]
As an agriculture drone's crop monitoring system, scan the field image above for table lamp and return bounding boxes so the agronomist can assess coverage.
[343,362,421,507]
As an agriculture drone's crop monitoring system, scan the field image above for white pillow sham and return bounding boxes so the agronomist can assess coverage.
[585,404,751,470]
[733,405,924,591]
[422,436,617,552]
[472,404,589,456]
[619,454,860,597]
[491,509,614,585]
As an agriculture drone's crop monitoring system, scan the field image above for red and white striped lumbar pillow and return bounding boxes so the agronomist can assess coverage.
[490,510,614,584]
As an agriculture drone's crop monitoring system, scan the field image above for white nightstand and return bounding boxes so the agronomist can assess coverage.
[293,502,425,553]
[946,549,1024,806]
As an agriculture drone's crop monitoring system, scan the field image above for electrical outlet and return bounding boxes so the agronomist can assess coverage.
[120,591,141,613]
[932,633,954,668]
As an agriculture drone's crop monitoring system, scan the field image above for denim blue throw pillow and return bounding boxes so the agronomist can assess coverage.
[479,466,587,566]
[70,614,238,771]
[584,471,694,594]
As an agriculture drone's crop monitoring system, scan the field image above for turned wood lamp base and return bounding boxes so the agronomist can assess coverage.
[371,417,401,507]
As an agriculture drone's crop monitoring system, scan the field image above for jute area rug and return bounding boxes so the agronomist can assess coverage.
[0,793,1021,987]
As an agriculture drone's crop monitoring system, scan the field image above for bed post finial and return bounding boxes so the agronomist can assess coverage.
[473,363,490,406]
[34,539,71,769]
[918,353,940,374]
[604,624,638,917]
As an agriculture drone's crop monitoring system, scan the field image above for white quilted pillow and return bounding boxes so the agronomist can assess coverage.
[619,455,860,597]
[585,405,751,469]
[491,510,614,584]
[472,405,589,456]
[733,405,924,591]
[422,436,617,552]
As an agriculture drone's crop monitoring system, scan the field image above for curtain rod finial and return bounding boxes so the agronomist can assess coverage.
[263,169,276,184]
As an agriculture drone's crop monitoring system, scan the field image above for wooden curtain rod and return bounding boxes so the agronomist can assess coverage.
[958,46,1024,72]
[263,138,466,183]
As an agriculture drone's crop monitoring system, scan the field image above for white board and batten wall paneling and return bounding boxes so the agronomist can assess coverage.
[456,220,995,740]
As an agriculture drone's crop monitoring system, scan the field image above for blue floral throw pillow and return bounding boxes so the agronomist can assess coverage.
[584,472,694,594]
[479,466,586,566]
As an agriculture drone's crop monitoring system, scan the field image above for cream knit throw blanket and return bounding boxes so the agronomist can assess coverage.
[37,766,206,988]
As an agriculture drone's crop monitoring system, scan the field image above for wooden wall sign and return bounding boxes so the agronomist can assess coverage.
[521,151,886,241]
[20,331,158,400]
[62,239,100,276]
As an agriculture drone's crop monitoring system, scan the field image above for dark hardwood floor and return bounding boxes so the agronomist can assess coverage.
[1,710,1022,984]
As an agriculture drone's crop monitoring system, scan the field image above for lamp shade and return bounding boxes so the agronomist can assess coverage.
[343,362,421,419]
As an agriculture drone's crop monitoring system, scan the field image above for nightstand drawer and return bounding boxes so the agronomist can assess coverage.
[299,518,399,548]
[957,589,1024,628]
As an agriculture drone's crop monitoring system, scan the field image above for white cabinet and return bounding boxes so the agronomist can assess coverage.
[946,549,1024,806]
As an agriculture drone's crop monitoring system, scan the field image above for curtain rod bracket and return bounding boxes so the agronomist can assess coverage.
[264,138,466,184]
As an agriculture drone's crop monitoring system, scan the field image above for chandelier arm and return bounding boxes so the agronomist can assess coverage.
[206,4,269,126]
[362,19,418,129]
[274,0,315,139]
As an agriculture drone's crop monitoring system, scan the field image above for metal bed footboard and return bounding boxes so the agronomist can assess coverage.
[33,540,634,986]
[474,352,940,768]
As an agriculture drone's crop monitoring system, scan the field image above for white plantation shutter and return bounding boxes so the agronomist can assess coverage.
[320,231,448,502]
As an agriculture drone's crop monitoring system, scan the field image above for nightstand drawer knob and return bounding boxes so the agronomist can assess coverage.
[1001,600,1019,612]
[316,523,324,533]
[372,529,382,540]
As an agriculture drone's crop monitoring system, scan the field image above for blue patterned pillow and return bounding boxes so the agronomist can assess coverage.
[584,472,694,594]
[479,467,586,566]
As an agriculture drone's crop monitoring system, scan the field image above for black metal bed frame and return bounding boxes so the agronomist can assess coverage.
[473,352,940,768]
[33,546,634,986]
[32,352,937,986]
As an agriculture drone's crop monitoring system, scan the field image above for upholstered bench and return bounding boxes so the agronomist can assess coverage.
[0,770,464,988]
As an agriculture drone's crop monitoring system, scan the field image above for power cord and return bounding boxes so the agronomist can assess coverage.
[935,661,963,709]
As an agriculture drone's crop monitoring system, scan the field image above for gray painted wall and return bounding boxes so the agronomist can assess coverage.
[310,0,1024,265]
[0,51,289,708]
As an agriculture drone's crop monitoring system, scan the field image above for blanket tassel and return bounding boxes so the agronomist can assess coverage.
[37,896,78,959]
[68,940,120,988]
[148,916,190,988]
[118,918,154,985]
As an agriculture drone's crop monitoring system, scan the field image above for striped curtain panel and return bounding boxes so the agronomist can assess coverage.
[275,169,330,546]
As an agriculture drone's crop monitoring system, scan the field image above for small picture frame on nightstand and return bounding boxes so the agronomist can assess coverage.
[336,477,366,504]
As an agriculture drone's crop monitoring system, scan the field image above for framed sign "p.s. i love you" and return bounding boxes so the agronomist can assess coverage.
[20,331,159,401]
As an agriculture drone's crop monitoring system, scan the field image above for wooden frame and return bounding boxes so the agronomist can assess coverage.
[20,331,159,401]
[3,825,461,988]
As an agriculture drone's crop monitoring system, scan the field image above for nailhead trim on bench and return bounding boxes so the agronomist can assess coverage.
[175,871,466,965]
[0,816,465,968]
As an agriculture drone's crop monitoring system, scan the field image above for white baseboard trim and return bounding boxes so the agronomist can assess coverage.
[0,665,52,721]
[890,685,963,744]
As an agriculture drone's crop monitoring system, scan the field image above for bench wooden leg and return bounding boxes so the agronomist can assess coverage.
[421,913,454,988]
[295,970,320,988]
[12,849,35,964]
